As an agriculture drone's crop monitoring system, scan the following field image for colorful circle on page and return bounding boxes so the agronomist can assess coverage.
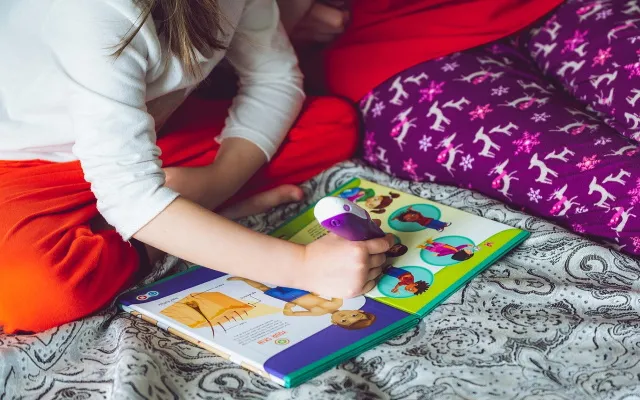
[388,204,442,232]
[419,235,475,267]
[377,266,434,299]
[337,187,373,203]
[275,338,290,345]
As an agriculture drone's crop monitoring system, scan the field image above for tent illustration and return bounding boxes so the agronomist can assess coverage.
[160,292,280,338]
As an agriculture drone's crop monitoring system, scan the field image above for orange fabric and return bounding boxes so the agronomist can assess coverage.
[0,95,359,334]
[324,0,564,101]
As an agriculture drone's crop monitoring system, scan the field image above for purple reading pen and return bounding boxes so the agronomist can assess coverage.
[314,196,386,241]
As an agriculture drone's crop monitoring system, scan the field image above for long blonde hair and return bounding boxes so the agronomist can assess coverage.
[115,0,227,77]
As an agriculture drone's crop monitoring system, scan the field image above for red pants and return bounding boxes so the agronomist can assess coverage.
[0,96,358,334]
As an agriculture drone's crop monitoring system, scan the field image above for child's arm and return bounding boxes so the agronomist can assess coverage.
[45,2,393,296]
[134,197,304,287]
[220,0,305,166]
[134,197,394,295]
[162,137,270,211]
[166,0,308,210]
[277,0,349,46]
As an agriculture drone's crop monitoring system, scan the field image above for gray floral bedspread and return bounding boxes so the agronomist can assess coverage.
[2,161,640,400]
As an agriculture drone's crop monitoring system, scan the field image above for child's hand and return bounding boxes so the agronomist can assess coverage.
[279,0,350,46]
[299,233,394,298]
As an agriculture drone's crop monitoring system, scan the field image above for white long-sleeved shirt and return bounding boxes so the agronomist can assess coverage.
[0,0,304,240]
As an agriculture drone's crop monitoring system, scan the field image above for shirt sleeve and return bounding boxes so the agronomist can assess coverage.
[46,0,179,240]
[219,0,306,160]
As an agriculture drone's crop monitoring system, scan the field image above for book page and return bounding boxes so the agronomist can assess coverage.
[120,267,414,382]
[272,178,528,316]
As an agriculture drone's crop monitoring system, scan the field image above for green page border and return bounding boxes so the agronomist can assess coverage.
[369,228,529,316]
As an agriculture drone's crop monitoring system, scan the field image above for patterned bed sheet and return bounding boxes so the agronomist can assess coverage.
[2,161,640,400]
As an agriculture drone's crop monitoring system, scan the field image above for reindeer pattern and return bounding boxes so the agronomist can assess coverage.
[360,0,640,255]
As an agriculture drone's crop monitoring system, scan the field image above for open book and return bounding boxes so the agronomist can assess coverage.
[118,178,529,388]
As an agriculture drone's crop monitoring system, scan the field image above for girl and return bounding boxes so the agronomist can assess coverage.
[392,207,451,231]
[383,266,430,295]
[321,0,640,257]
[0,0,393,334]
[418,239,492,262]
[364,192,400,214]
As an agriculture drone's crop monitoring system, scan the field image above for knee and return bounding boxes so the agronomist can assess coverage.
[0,254,92,333]
[0,232,138,334]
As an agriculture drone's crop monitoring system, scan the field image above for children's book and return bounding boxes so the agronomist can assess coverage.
[118,178,529,388]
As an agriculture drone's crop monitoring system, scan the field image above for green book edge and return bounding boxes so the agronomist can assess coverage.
[284,315,420,388]
[414,229,529,317]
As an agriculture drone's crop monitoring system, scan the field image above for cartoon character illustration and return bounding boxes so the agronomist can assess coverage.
[417,238,492,261]
[383,266,430,295]
[386,243,408,258]
[385,235,408,258]
[392,206,451,231]
[227,277,376,330]
[364,192,400,214]
[338,187,375,203]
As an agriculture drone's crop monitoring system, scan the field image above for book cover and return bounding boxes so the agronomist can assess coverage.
[118,177,528,387]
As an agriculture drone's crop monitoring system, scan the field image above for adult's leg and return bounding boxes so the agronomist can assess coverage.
[361,38,640,257]
[523,0,640,141]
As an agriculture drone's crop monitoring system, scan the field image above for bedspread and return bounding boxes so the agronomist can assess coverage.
[2,161,640,400]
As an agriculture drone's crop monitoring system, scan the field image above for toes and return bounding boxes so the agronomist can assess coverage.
[259,185,305,209]
[218,185,304,220]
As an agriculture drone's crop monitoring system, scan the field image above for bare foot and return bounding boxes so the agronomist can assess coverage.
[218,184,304,220]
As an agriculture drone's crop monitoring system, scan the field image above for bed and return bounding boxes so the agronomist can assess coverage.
[2,160,640,400]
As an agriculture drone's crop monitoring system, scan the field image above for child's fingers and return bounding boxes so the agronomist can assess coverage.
[361,280,377,295]
[367,266,383,281]
[367,253,387,269]
[365,234,394,254]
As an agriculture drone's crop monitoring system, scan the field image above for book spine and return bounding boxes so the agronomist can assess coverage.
[127,310,273,381]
